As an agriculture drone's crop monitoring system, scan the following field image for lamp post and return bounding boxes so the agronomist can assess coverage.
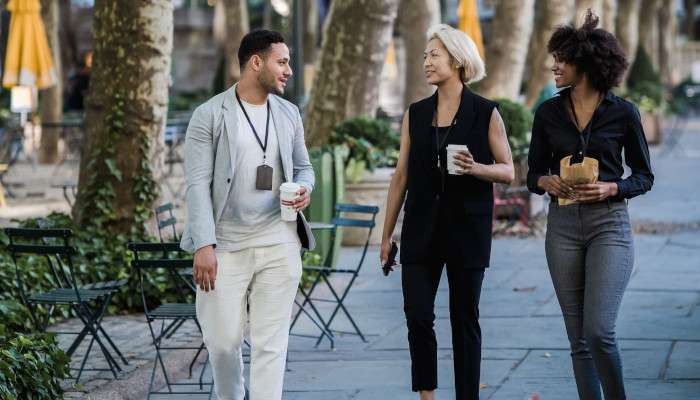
[10,85,37,167]
[10,85,34,126]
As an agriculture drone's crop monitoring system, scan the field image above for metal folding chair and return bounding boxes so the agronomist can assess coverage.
[293,203,378,347]
[5,228,127,382]
[155,203,179,243]
[129,242,211,398]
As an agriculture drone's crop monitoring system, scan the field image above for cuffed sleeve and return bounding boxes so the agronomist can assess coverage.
[292,107,315,193]
[617,103,654,199]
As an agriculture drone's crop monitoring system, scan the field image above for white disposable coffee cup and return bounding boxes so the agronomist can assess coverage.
[280,182,301,221]
[446,144,469,175]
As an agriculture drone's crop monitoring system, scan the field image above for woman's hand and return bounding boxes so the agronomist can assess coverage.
[574,182,619,203]
[453,150,482,175]
[538,175,576,200]
[379,239,395,270]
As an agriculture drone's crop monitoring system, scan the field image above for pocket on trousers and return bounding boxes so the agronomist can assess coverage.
[285,242,303,281]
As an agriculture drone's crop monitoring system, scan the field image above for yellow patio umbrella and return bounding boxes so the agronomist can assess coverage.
[2,0,57,89]
[457,0,485,59]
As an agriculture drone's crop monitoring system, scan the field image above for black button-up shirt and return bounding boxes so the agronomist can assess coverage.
[527,88,654,199]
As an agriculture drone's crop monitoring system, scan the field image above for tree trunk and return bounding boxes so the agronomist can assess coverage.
[73,0,172,235]
[525,0,574,108]
[575,0,603,24]
[303,0,318,67]
[397,0,439,109]
[616,0,641,70]
[639,0,661,69]
[478,0,535,100]
[263,0,272,29]
[39,0,63,164]
[304,0,399,147]
[221,0,249,87]
[658,0,678,86]
[602,0,617,33]
[684,0,694,40]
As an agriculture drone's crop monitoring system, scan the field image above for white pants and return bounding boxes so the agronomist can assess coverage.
[196,242,302,400]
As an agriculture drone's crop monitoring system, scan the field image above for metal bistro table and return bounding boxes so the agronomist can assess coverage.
[294,221,337,348]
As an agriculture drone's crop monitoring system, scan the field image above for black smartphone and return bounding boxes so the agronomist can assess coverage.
[382,241,398,276]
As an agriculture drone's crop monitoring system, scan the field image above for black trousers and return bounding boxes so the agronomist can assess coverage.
[402,261,485,399]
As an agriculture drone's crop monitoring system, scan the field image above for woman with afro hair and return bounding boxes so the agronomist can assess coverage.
[527,11,653,400]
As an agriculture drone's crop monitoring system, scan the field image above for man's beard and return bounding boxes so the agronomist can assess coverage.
[258,71,283,95]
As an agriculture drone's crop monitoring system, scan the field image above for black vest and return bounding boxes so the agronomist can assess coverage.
[400,88,497,269]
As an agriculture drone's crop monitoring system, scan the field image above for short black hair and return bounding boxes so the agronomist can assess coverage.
[238,29,286,69]
[547,10,629,93]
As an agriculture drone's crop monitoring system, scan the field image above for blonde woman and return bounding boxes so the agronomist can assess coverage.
[380,24,514,400]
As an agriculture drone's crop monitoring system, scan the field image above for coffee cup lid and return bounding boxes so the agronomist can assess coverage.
[446,144,468,149]
[280,182,301,192]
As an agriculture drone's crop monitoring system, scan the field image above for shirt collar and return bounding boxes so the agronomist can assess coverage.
[556,86,615,103]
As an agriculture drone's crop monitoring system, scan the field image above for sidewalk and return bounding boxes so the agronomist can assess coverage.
[55,121,700,399]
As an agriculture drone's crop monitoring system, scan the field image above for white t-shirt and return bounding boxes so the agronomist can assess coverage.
[215,99,298,252]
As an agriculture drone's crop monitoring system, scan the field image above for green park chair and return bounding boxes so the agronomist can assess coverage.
[292,203,379,347]
[5,228,127,382]
[129,241,211,398]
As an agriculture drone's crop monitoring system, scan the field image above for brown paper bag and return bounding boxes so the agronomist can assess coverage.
[558,155,599,206]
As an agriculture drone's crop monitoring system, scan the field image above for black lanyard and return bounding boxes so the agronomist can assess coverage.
[432,86,463,193]
[235,89,271,163]
[433,86,463,166]
[568,92,602,164]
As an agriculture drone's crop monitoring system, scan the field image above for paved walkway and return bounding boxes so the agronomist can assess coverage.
[53,121,700,399]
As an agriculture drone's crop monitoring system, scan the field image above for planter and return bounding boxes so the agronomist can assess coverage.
[342,167,394,246]
[641,111,661,145]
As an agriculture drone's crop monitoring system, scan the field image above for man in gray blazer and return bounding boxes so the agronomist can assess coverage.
[180,30,315,400]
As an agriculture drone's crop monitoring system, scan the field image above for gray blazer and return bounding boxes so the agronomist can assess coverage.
[180,84,316,253]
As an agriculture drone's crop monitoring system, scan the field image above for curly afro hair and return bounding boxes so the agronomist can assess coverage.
[547,10,629,93]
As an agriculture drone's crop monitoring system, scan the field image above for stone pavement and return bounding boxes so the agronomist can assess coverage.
[52,122,700,399]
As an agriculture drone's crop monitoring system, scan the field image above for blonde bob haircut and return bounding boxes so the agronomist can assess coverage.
[426,24,486,84]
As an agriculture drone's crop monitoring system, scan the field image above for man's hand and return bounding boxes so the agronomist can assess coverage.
[574,182,619,203]
[281,186,311,212]
[538,175,576,200]
[193,245,217,292]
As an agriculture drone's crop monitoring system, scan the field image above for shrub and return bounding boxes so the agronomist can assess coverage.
[327,117,400,183]
[627,45,662,89]
[494,98,533,162]
[0,300,70,400]
[624,46,666,113]
[0,328,70,400]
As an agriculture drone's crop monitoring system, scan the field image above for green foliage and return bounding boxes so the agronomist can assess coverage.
[327,117,400,183]
[0,328,70,400]
[0,300,69,399]
[0,301,35,334]
[493,98,533,161]
[624,46,666,113]
[0,90,10,129]
[75,86,159,309]
[300,251,323,287]
[624,81,666,113]
[169,90,213,113]
[627,46,662,89]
